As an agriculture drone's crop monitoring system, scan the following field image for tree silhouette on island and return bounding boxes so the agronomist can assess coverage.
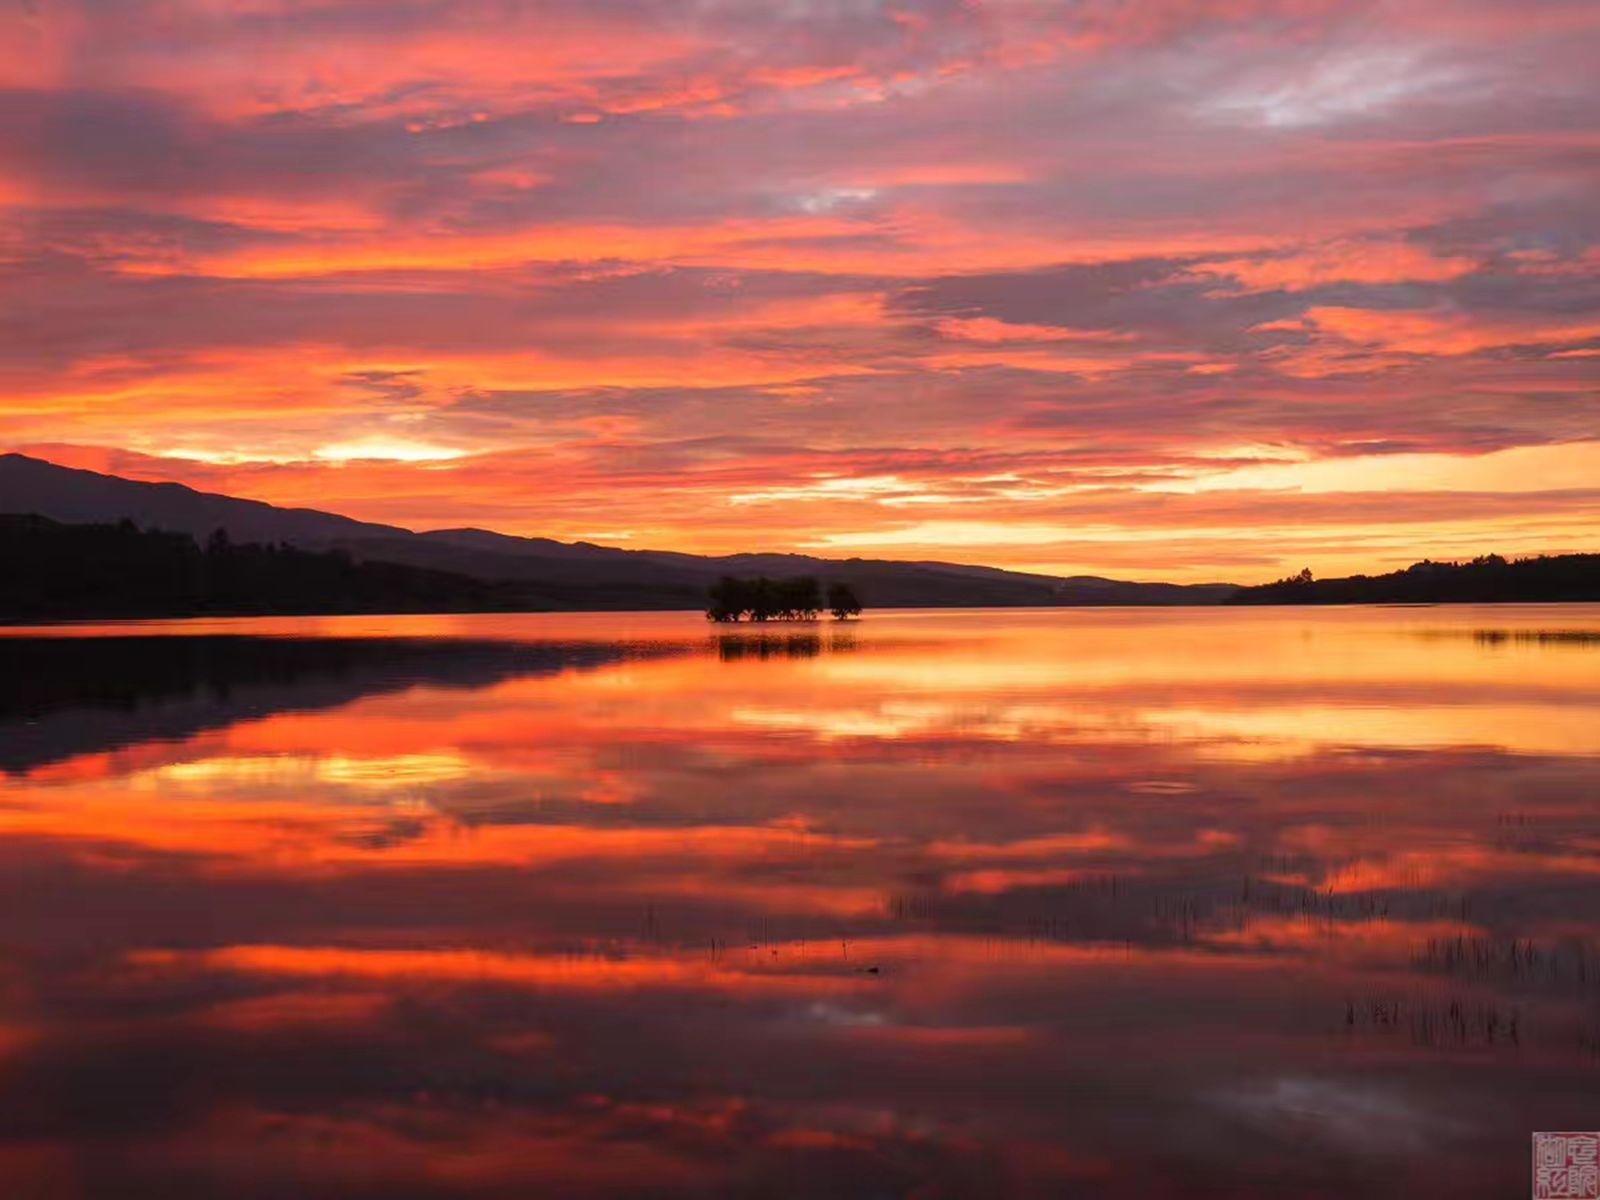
[707,576,862,622]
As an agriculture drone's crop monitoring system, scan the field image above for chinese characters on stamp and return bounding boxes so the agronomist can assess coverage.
[1535,1133,1600,1200]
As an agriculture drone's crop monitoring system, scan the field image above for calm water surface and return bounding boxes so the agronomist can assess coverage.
[1,606,1598,1197]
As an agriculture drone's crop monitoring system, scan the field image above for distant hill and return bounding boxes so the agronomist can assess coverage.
[1228,554,1600,605]
[0,453,1238,611]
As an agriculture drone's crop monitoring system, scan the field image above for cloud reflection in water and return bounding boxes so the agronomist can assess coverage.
[0,606,1597,1197]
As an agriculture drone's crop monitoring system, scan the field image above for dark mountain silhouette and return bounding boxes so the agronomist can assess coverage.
[0,452,400,545]
[0,452,1238,609]
[1228,554,1600,605]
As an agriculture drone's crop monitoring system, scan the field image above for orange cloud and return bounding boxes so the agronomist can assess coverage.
[1199,240,1478,291]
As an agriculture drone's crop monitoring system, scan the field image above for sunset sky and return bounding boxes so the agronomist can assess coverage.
[3,0,1597,582]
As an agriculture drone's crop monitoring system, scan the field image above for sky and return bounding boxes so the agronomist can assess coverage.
[1,0,1597,582]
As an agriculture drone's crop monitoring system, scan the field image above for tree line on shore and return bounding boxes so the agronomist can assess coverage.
[1228,554,1600,604]
[0,514,530,619]
[706,575,862,622]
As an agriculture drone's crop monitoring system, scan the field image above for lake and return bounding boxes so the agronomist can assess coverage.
[2,605,1598,1198]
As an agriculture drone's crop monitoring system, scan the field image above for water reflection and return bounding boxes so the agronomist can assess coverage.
[0,606,1597,1197]
[0,635,692,774]
[714,630,859,661]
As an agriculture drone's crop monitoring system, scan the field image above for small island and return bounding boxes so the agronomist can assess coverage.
[706,575,862,622]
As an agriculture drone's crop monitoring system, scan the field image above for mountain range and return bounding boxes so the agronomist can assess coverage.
[0,452,1239,610]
